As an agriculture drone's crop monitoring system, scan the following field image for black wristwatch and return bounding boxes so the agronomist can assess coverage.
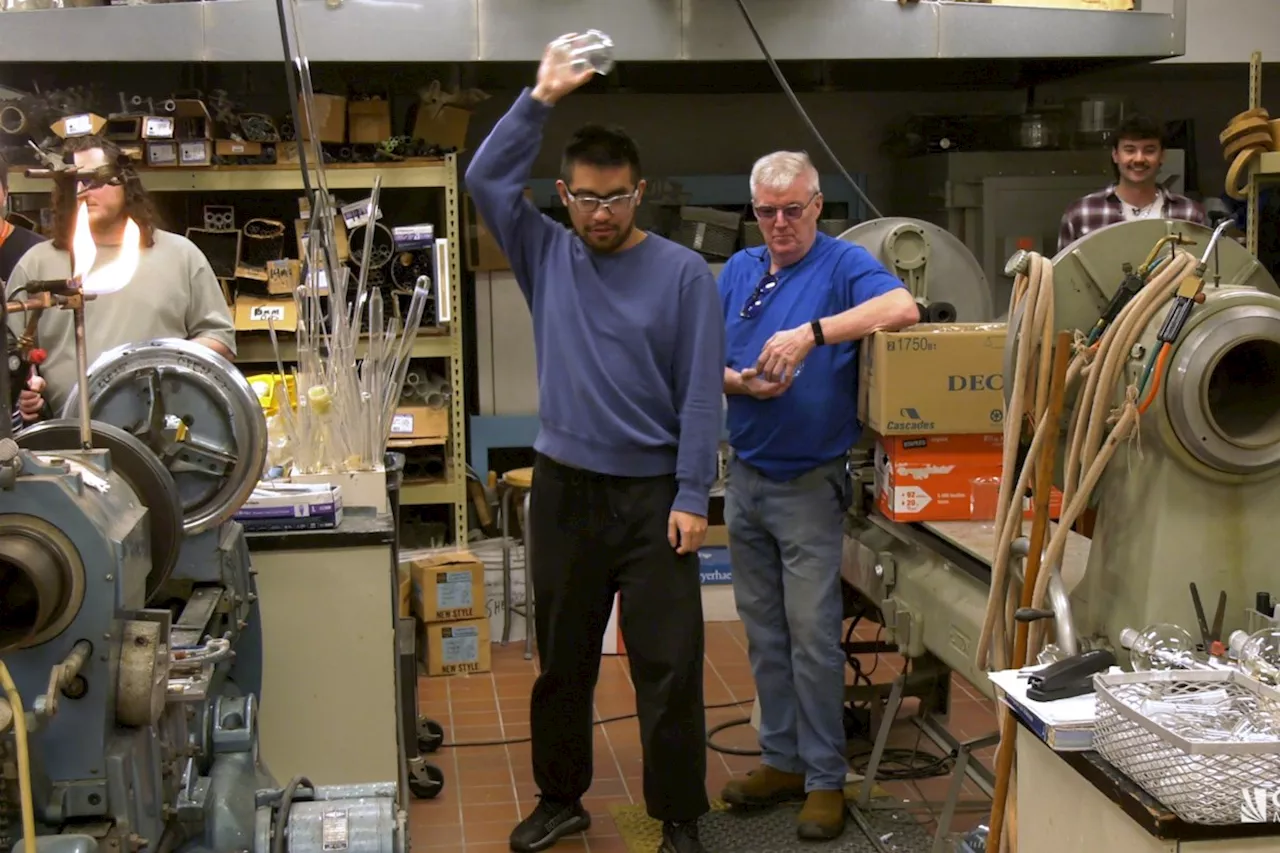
[810,319,826,346]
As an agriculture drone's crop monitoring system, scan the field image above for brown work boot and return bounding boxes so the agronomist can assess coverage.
[721,765,806,808]
[797,789,846,840]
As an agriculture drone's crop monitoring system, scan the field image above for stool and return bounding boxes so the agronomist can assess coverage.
[500,466,535,660]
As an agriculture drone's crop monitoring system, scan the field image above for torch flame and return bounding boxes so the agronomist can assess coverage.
[72,202,142,295]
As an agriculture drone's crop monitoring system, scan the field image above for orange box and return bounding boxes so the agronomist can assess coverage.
[874,434,1062,523]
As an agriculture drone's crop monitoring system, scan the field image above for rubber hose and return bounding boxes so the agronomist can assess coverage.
[1028,253,1195,653]
[1220,107,1275,201]
[978,249,1195,667]
[977,253,1053,670]
[1063,253,1194,512]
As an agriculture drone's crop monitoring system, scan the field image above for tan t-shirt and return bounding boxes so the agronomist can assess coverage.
[5,228,237,415]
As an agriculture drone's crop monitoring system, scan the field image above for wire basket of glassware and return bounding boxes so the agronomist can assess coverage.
[1092,668,1280,824]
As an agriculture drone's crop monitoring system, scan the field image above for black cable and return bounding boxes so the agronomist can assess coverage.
[443,697,756,748]
[732,0,885,219]
[271,775,312,853]
[707,715,758,757]
[850,747,956,782]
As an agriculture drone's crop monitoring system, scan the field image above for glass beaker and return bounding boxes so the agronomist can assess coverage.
[969,475,1001,525]
[550,30,615,76]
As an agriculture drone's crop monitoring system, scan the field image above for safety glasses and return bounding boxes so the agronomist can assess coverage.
[564,188,638,215]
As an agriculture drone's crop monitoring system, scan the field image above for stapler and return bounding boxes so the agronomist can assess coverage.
[1026,648,1117,702]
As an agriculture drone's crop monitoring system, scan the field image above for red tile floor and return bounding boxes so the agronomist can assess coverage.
[412,620,997,851]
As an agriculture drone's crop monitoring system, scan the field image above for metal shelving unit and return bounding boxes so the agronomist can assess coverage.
[0,0,1188,64]
[1245,53,1279,260]
[6,157,469,542]
[235,331,454,363]
[6,159,455,194]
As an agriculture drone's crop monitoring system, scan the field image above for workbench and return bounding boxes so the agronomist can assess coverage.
[1016,720,1280,851]
[247,511,403,789]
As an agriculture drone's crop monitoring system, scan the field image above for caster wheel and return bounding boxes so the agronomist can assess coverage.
[408,759,445,800]
[417,716,445,753]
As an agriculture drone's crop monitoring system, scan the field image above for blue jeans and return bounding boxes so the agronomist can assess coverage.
[724,455,849,792]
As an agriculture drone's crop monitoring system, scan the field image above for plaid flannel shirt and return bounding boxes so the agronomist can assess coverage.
[1057,186,1206,253]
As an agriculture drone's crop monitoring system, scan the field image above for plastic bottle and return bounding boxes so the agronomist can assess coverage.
[550,30,615,76]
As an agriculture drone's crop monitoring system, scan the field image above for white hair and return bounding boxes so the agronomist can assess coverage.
[750,151,820,199]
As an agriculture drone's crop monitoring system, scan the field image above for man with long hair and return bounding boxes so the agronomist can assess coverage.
[464,40,723,853]
[4,136,235,423]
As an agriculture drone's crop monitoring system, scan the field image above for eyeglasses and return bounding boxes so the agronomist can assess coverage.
[75,166,123,194]
[565,189,638,214]
[752,192,819,222]
[740,273,779,319]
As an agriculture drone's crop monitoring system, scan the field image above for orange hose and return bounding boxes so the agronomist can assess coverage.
[1137,344,1170,414]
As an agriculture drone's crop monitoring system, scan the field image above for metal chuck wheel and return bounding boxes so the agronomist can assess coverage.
[417,716,445,754]
[62,338,268,535]
[407,758,445,800]
[16,419,184,602]
[837,216,996,322]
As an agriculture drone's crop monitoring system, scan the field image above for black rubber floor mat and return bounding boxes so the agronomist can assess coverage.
[611,800,935,853]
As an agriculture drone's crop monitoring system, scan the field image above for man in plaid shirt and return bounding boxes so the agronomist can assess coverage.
[1058,115,1205,253]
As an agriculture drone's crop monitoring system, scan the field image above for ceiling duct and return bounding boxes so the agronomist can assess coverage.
[0,0,1189,65]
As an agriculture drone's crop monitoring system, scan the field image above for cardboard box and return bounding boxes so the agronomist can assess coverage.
[299,94,346,144]
[145,141,179,167]
[276,140,322,166]
[348,99,392,144]
[172,99,213,139]
[388,405,449,448]
[105,117,142,142]
[873,433,1063,523]
[266,259,301,296]
[411,550,486,623]
[216,139,264,158]
[233,296,298,332]
[294,217,351,265]
[424,617,492,676]
[412,103,470,152]
[860,324,1007,436]
[398,566,411,619]
[178,139,212,167]
[51,113,108,139]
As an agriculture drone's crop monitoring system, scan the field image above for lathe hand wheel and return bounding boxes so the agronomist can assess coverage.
[17,418,184,602]
[62,338,268,536]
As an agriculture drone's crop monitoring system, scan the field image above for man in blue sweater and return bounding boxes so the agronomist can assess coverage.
[717,152,918,841]
[464,43,724,853]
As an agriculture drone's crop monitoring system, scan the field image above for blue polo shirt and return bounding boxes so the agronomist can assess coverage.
[718,232,907,481]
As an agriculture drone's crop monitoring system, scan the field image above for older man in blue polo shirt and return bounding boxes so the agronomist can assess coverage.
[717,151,919,841]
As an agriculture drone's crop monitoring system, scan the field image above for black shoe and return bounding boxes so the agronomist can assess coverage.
[659,820,705,853]
[508,797,591,852]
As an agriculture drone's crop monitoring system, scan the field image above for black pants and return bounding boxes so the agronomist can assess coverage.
[527,453,710,823]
